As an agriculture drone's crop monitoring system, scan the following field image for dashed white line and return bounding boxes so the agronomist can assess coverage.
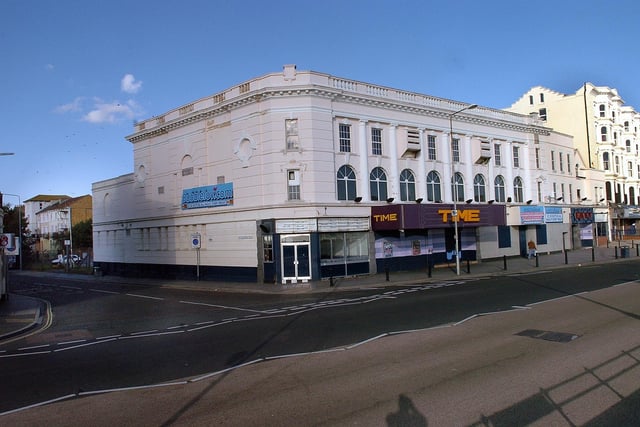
[90,289,119,295]
[130,330,159,335]
[58,339,87,346]
[126,293,164,301]
[18,344,50,351]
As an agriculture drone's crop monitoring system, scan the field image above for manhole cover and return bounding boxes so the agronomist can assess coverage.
[516,329,580,343]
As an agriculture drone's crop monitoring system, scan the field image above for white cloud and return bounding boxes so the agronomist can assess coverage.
[54,97,85,113]
[82,98,141,124]
[45,63,55,71]
[121,74,142,94]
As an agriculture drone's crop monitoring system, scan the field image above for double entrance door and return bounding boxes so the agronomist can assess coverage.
[281,234,311,284]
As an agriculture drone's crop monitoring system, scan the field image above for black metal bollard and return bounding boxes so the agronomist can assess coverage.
[329,277,334,287]
[466,259,470,274]
[427,258,432,278]
[385,267,390,281]
[535,253,539,267]
[503,254,507,270]
[564,250,568,265]
[592,246,595,262]
[615,246,618,259]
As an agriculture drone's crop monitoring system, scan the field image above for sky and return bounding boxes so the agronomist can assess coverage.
[2,0,640,205]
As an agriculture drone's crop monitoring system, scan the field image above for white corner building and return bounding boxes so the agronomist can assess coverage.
[92,65,598,284]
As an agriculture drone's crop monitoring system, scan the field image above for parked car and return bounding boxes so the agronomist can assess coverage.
[51,255,81,265]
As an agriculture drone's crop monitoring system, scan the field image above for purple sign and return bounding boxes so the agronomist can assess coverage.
[372,204,506,231]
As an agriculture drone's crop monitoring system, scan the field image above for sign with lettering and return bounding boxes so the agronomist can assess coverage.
[571,207,594,224]
[372,204,506,231]
[519,206,544,224]
[544,206,563,223]
[182,183,234,209]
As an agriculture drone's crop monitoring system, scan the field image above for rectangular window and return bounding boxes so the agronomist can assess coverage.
[498,226,511,248]
[371,127,382,155]
[539,108,547,121]
[263,235,273,262]
[512,146,520,168]
[628,161,633,177]
[536,224,548,244]
[567,154,571,174]
[529,95,534,105]
[427,135,437,160]
[550,151,556,171]
[285,119,299,150]
[561,183,565,201]
[535,148,540,168]
[559,152,564,172]
[494,144,501,166]
[452,138,460,163]
[540,93,545,103]
[287,170,300,200]
[339,123,351,153]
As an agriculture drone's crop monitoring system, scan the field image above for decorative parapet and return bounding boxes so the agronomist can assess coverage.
[128,67,548,142]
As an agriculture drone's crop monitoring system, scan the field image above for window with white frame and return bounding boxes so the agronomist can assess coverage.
[628,161,633,177]
[427,135,437,160]
[369,167,388,201]
[451,172,465,202]
[371,127,382,155]
[566,154,571,175]
[551,151,556,171]
[535,148,541,168]
[494,175,506,203]
[336,165,357,201]
[452,138,460,163]
[494,144,501,166]
[285,119,299,150]
[512,145,520,168]
[426,170,441,202]
[339,123,351,153]
[473,174,486,202]
[559,152,564,172]
[513,177,524,203]
[599,105,606,118]
[399,169,416,201]
[626,140,631,152]
[615,156,620,174]
[600,126,607,142]
[603,152,610,170]
[287,170,300,200]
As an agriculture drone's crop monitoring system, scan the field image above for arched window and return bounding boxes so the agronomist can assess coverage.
[369,167,388,201]
[600,126,607,142]
[494,175,506,203]
[603,152,610,170]
[337,165,357,201]
[473,174,486,202]
[426,171,441,202]
[451,172,465,202]
[513,176,524,203]
[399,169,416,201]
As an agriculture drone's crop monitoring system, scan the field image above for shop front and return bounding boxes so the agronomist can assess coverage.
[371,204,506,272]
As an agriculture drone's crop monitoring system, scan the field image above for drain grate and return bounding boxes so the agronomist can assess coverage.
[516,329,580,343]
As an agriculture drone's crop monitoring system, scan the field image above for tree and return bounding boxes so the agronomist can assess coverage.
[1,204,33,261]
[72,219,93,251]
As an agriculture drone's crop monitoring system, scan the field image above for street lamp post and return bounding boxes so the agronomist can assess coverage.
[449,104,477,275]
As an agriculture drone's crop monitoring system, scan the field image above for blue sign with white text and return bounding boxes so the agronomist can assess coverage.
[182,183,234,209]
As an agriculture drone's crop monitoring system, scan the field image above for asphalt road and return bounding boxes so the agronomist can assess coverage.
[1,262,639,421]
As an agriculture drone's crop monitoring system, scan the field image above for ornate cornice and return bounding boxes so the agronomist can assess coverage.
[127,84,549,143]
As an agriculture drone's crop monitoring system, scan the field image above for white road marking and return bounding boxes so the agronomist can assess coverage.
[126,293,164,301]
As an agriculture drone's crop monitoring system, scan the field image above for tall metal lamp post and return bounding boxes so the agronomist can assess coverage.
[449,104,477,275]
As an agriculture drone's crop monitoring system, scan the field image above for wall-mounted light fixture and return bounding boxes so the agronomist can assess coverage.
[599,198,605,202]
[415,198,423,204]
[488,200,495,204]
[556,197,563,201]
[465,199,472,204]
[353,196,362,203]
[581,197,588,201]
[386,197,394,203]
[526,200,533,204]
[507,197,512,203]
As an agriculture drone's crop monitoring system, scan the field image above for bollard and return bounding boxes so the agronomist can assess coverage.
[535,253,539,267]
[329,277,334,287]
[637,245,639,257]
[615,246,618,259]
[427,260,432,278]
[564,250,568,265]
[503,254,507,270]
[385,267,390,281]
[592,246,595,262]
[466,259,470,274]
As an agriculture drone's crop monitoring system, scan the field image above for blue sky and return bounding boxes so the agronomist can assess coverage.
[2,0,639,207]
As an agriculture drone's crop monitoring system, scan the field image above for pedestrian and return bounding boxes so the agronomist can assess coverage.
[527,240,537,259]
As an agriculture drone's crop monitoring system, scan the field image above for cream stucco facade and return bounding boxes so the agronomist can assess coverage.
[93,66,597,283]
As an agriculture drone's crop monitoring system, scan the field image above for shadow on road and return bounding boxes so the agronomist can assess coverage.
[386,394,428,426]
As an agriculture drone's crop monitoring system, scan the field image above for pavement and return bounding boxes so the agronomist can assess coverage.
[1,244,638,343]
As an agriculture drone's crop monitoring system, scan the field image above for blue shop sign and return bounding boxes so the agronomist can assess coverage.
[182,183,234,209]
